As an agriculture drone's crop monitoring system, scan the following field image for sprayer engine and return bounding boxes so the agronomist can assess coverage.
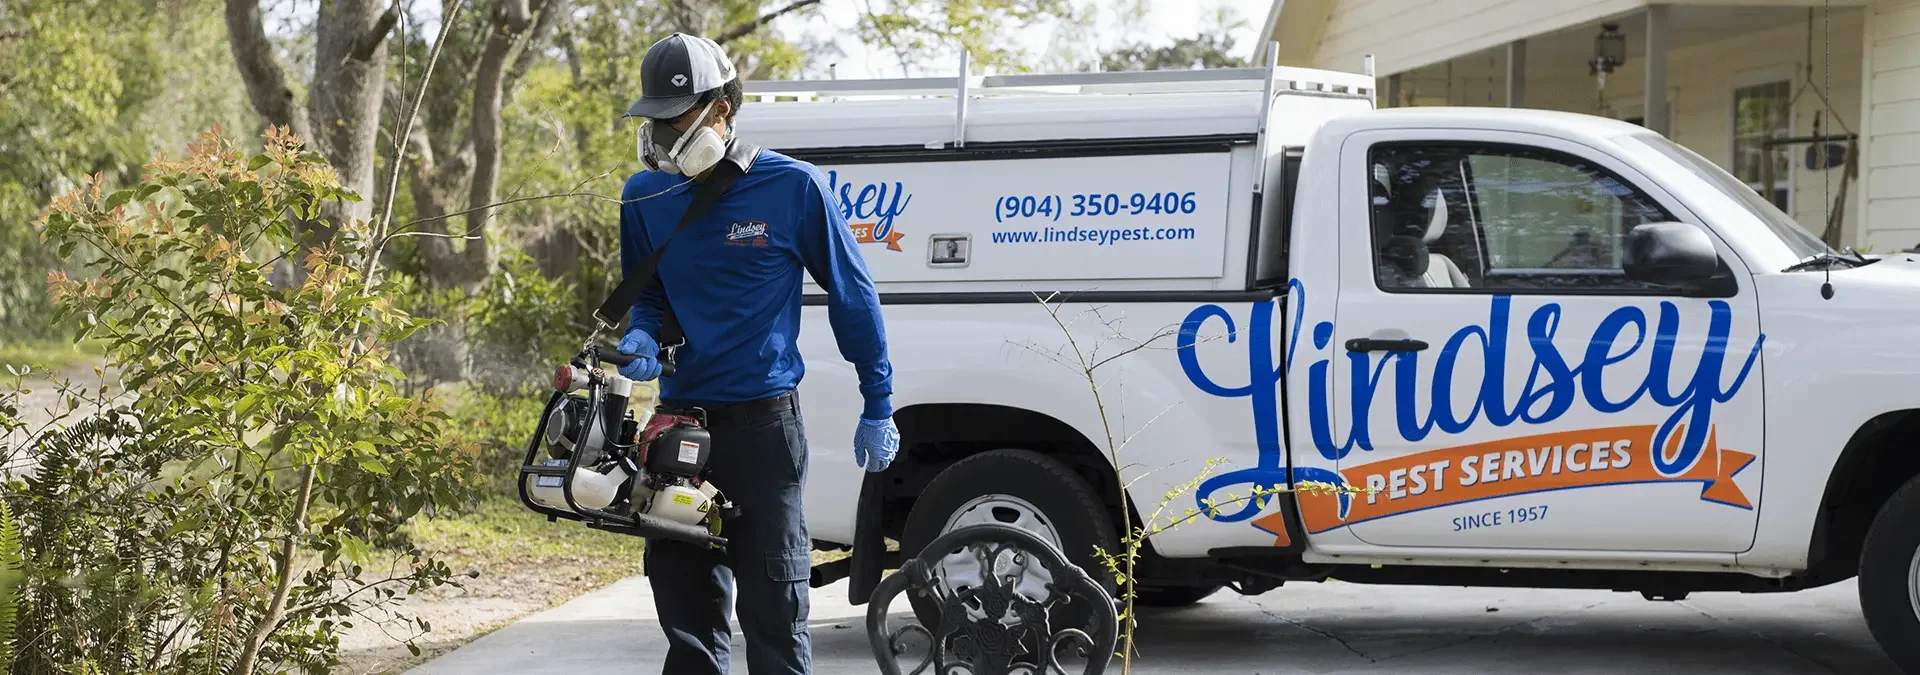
[517,347,734,548]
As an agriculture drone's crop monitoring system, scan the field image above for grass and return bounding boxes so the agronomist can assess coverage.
[0,338,105,374]
[405,496,647,587]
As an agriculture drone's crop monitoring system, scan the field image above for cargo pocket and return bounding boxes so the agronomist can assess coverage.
[766,547,812,633]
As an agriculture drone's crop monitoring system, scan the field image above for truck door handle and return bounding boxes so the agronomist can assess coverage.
[1345,338,1429,353]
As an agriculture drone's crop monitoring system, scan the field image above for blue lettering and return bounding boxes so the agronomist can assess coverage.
[1178,279,1353,522]
[826,170,912,238]
[1518,304,1577,424]
[1582,306,1648,413]
[1178,281,1767,529]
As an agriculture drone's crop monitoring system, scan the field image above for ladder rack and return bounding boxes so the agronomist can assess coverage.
[737,43,1376,187]
[742,61,1374,102]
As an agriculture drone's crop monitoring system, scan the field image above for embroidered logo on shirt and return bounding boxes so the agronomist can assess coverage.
[725,220,769,247]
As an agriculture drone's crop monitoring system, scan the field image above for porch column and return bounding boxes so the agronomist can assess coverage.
[1645,4,1671,135]
[1507,40,1527,108]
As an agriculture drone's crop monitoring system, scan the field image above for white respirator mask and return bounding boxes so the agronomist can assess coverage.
[638,99,729,176]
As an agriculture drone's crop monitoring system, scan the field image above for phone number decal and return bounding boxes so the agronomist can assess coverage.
[994,192,1200,223]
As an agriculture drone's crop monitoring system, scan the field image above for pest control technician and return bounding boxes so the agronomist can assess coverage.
[613,33,898,675]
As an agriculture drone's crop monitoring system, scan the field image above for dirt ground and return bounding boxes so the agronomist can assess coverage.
[332,551,631,674]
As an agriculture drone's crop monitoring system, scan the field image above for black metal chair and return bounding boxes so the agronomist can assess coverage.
[865,522,1119,675]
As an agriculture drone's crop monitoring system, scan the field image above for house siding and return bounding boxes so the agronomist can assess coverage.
[1313,0,1644,75]
[1863,0,1920,251]
[1389,10,1867,247]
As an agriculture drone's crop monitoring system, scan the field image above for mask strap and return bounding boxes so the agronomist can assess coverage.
[666,99,718,158]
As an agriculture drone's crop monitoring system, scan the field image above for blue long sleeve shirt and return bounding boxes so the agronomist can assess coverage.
[618,145,894,420]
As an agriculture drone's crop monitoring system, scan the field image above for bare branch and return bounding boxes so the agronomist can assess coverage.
[349,1,403,63]
[392,187,620,234]
[223,0,309,138]
[1114,401,1183,455]
[1089,327,1183,372]
[364,0,468,289]
[714,0,822,46]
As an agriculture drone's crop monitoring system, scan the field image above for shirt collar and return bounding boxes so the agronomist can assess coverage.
[721,138,762,173]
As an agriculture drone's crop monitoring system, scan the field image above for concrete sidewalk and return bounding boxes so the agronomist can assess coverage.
[411,576,1899,674]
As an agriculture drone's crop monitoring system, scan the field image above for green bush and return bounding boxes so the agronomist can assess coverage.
[7,126,474,674]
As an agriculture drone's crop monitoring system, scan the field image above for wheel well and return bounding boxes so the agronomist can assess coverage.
[1806,409,1920,583]
[885,403,1132,544]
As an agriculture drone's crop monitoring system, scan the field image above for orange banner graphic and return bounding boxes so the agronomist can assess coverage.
[851,223,905,251]
[1281,424,1754,535]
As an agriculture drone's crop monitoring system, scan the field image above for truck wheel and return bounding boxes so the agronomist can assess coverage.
[1134,584,1221,608]
[900,449,1120,630]
[1860,472,1920,674]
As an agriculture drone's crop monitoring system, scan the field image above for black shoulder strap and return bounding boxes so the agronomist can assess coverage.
[593,158,746,345]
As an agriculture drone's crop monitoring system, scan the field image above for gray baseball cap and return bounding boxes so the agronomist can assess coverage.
[624,33,739,120]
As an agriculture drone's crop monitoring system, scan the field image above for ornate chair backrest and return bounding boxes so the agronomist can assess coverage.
[865,522,1119,675]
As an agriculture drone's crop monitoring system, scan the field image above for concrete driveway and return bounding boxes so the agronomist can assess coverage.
[409,575,1900,674]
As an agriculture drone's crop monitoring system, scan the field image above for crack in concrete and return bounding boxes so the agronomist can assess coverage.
[1677,600,1845,675]
[1239,595,1375,662]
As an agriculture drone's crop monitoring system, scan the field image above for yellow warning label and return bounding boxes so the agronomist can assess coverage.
[673,493,694,505]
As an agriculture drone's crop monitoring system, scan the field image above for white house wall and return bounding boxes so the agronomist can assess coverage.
[1314,0,1644,76]
[1389,10,1867,247]
[1863,0,1920,252]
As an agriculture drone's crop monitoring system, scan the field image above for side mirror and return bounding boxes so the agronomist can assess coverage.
[1623,221,1719,284]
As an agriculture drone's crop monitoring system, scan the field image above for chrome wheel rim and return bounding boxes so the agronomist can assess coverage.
[933,494,1064,614]
[1908,546,1920,622]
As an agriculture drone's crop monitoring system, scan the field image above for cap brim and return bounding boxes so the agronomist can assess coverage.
[625,94,700,120]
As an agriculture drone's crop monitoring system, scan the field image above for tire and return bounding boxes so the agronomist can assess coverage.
[900,449,1120,630]
[1134,584,1221,608]
[1860,473,1920,674]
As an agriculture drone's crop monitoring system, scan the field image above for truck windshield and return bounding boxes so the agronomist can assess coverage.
[1622,133,1832,260]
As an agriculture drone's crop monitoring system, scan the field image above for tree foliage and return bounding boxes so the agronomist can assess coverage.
[1099,32,1249,72]
[14,126,473,673]
[0,0,251,339]
[855,0,1086,75]
[1097,7,1251,72]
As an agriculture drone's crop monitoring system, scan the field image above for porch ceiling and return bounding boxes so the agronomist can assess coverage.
[1395,4,1843,85]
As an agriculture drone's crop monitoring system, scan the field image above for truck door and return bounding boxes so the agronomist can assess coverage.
[1320,130,1765,554]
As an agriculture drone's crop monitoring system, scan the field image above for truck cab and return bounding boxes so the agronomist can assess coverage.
[735,61,1920,671]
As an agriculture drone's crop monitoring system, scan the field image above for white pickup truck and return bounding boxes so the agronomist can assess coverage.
[737,61,1920,670]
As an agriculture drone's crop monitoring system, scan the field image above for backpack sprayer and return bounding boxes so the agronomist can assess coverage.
[516,339,738,547]
[516,145,754,548]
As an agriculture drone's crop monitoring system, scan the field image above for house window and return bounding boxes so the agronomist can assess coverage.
[1732,80,1792,211]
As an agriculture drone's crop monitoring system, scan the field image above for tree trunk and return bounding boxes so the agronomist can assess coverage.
[459,0,548,290]
[308,0,394,232]
[223,0,309,140]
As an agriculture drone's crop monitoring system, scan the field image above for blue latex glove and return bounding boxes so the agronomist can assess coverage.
[615,328,663,381]
[853,417,899,472]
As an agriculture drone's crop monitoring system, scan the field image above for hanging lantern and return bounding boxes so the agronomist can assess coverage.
[1590,23,1626,88]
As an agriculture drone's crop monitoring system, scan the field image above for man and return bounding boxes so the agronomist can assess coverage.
[613,33,899,675]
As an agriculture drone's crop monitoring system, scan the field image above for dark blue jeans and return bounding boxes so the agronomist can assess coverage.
[645,393,811,675]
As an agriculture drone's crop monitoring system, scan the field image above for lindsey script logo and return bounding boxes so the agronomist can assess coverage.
[1175,280,1765,525]
[826,170,910,251]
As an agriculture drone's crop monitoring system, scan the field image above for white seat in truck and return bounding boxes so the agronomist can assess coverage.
[1420,189,1470,288]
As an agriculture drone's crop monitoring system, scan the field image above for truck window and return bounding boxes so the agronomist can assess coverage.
[1366,142,1698,294]
[1249,148,1303,290]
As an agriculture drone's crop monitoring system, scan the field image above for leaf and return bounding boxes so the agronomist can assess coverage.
[356,455,390,476]
[235,392,264,418]
[248,154,272,171]
[104,189,134,211]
